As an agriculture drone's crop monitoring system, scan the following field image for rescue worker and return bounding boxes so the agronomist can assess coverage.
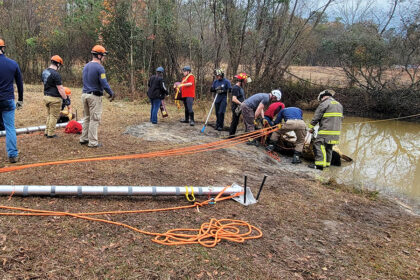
[175,66,195,126]
[147,67,168,124]
[229,72,248,136]
[241,90,281,145]
[272,107,307,164]
[58,87,74,123]
[41,55,68,138]
[210,68,231,131]
[308,89,343,170]
[264,100,285,126]
[0,39,23,163]
[80,45,115,148]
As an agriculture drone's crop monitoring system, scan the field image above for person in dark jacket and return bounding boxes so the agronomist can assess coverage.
[0,38,24,163]
[229,72,249,136]
[210,68,231,131]
[147,67,168,124]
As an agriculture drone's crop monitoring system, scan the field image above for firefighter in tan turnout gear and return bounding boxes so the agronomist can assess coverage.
[308,89,343,170]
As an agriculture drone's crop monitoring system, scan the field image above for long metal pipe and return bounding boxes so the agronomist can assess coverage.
[0,121,84,137]
[0,185,243,197]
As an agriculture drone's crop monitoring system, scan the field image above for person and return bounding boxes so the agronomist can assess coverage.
[210,68,231,131]
[241,90,281,145]
[0,38,23,163]
[147,67,168,124]
[264,100,285,126]
[175,66,195,126]
[58,87,74,123]
[271,107,307,164]
[41,55,68,138]
[229,72,248,136]
[308,89,343,170]
[80,45,115,148]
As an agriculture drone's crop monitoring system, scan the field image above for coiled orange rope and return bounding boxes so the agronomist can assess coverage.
[0,186,262,247]
[0,126,280,174]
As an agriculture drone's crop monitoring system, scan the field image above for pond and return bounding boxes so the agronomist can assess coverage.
[303,113,420,212]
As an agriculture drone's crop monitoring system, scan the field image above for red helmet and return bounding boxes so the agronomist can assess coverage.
[0,39,5,47]
[234,72,248,80]
[91,45,108,55]
[51,55,64,65]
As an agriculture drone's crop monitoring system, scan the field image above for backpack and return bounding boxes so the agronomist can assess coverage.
[64,120,82,134]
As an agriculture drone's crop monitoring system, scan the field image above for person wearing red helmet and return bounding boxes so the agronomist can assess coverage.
[79,45,115,148]
[229,72,249,136]
[41,55,68,138]
[0,38,24,163]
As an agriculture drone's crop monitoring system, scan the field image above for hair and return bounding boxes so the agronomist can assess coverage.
[51,60,60,67]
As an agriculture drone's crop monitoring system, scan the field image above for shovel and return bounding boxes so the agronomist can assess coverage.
[200,93,218,133]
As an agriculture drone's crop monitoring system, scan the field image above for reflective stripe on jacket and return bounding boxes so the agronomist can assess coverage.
[309,97,343,144]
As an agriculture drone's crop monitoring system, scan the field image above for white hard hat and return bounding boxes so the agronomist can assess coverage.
[317,89,335,101]
[271,89,282,101]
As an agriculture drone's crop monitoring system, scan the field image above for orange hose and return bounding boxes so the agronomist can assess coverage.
[0,186,262,247]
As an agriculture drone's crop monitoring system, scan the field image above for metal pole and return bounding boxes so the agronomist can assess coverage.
[243,175,247,204]
[0,185,243,197]
[0,121,84,137]
[256,175,268,201]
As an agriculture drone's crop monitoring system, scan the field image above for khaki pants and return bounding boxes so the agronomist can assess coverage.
[241,104,255,132]
[271,119,306,152]
[80,93,102,146]
[44,95,62,136]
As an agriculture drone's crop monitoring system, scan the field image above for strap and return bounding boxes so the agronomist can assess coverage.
[185,186,196,202]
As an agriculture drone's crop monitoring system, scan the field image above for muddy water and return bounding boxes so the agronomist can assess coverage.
[303,113,420,210]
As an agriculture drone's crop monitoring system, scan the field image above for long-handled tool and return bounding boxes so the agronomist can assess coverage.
[200,93,218,133]
[160,100,168,118]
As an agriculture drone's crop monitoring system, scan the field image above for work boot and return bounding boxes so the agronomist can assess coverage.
[292,151,302,164]
[308,163,323,170]
[189,113,195,126]
[266,144,275,152]
[180,111,189,123]
[246,139,259,147]
[9,156,18,163]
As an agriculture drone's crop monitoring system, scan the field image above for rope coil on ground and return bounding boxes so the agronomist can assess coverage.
[0,186,261,247]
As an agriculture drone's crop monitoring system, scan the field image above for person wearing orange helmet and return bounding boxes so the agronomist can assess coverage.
[0,38,24,163]
[58,87,75,123]
[41,55,68,138]
[79,45,115,148]
[229,72,249,136]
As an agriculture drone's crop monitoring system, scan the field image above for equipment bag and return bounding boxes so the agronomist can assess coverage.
[64,120,82,134]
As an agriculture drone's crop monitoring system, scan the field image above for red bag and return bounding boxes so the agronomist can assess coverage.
[64,120,82,134]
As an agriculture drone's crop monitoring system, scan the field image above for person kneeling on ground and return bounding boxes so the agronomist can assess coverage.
[308,89,343,170]
[58,87,74,123]
[241,90,282,146]
[271,107,306,164]
[147,67,168,124]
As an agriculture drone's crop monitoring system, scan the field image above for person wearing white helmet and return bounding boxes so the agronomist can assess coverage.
[240,89,281,145]
[308,89,343,170]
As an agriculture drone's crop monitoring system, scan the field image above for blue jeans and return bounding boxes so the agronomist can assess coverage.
[264,116,274,126]
[150,98,161,124]
[0,100,18,158]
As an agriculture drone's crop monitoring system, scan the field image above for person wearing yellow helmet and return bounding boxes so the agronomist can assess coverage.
[79,45,115,148]
[41,55,68,138]
[0,38,24,163]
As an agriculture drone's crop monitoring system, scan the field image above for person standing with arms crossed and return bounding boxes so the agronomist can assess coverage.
[41,55,68,138]
[0,39,23,163]
[80,45,115,148]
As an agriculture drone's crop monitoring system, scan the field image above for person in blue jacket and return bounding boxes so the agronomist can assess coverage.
[0,39,24,163]
[210,68,231,131]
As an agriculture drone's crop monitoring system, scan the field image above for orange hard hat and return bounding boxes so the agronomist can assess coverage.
[51,55,63,65]
[91,45,108,55]
[234,72,248,80]
[64,87,71,96]
[0,39,5,47]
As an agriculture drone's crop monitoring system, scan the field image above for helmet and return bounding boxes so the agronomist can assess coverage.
[271,89,282,101]
[182,66,191,72]
[64,87,71,96]
[91,45,108,55]
[0,39,5,47]
[156,67,164,73]
[317,89,335,101]
[51,55,64,65]
[214,68,224,76]
[234,72,248,80]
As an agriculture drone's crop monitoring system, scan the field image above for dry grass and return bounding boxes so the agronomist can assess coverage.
[0,85,418,279]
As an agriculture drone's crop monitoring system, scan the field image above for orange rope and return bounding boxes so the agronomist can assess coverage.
[0,187,262,247]
[0,126,279,174]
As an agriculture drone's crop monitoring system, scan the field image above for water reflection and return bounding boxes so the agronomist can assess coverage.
[303,113,420,207]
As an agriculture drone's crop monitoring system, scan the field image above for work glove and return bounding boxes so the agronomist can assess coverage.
[63,97,71,106]
[16,101,23,110]
[108,93,115,102]
[254,120,258,127]
[277,123,282,129]
[309,128,314,134]
[263,119,269,126]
